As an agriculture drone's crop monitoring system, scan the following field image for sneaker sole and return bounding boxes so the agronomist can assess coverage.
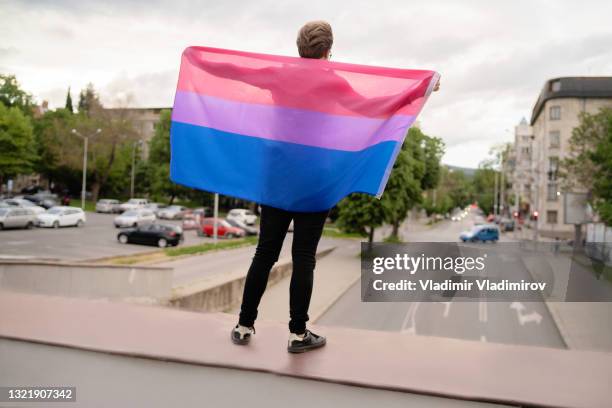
[231,331,251,345]
[287,338,326,353]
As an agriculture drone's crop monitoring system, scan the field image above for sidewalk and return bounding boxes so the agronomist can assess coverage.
[229,239,362,324]
[523,250,612,352]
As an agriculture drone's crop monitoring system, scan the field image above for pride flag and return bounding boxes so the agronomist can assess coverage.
[170,46,438,212]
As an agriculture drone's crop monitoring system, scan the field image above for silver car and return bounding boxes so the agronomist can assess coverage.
[0,207,37,230]
[96,199,121,213]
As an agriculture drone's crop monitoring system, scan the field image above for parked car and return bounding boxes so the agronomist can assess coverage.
[144,202,168,216]
[227,208,257,225]
[24,193,58,209]
[3,198,46,214]
[181,207,214,230]
[36,206,86,228]
[114,209,156,228]
[96,199,121,213]
[0,207,37,230]
[499,218,515,232]
[198,218,245,238]
[460,225,499,243]
[119,198,149,212]
[117,223,183,248]
[157,205,190,220]
[226,218,258,236]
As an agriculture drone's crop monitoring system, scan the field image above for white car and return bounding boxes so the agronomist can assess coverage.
[96,199,121,213]
[4,198,46,214]
[119,198,149,212]
[114,209,156,228]
[37,206,86,228]
[157,205,189,220]
[0,207,37,230]
[227,208,257,226]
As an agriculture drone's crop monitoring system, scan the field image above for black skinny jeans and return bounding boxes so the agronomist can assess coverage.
[238,204,329,334]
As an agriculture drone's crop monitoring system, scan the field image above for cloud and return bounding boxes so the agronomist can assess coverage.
[3,0,612,167]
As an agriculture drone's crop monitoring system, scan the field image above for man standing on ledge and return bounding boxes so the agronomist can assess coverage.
[231,20,439,353]
[231,21,335,353]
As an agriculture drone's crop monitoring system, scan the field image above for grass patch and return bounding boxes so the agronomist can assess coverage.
[165,235,258,257]
[383,235,403,243]
[322,226,365,239]
[69,200,96,212]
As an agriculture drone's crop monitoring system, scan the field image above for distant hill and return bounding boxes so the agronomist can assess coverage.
[445,165,476,178]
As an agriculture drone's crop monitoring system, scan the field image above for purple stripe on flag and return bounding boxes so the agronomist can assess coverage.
[172,91,415,152]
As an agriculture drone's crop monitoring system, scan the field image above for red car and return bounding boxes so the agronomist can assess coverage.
[198,218,245,238]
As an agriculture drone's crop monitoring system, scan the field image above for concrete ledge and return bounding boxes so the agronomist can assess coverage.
[169,246,336,312]
[0,260,173,305]
[0,291,610,408]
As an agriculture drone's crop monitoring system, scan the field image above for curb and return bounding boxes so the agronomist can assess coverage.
[518,243,570,348]
[169,246,337,313]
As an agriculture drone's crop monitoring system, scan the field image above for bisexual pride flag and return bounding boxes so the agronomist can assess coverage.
[170,46,438,212]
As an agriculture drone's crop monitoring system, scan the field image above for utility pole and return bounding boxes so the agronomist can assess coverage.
[213,193,219,243]
[130,140,143,198]
[72,128,101,209]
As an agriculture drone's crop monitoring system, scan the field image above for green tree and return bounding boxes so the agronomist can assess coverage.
[77,83,101,115]
[0,104,37,188]
[561,108,612,225]
[65,87,74,113]
[0,74,33,115]
[472,164,496,215]
[144,109,193,203]
[337,193,385,246]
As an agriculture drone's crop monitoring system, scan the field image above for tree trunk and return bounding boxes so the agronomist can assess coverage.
[90,181,101,204]
[391,219,400,239]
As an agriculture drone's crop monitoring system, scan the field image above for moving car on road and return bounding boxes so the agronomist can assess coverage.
[119,198,149,212]
[96,199,121,213]
[226,218,258,236]
[460,224,499,243]
[36,206,86,228]
[227,208,257,225]
[3,198,46,214]
[0,207,37,230]
[117,223,183,248]
[157,205,190,220]
[198,218,245,238]
[113,209,156,228]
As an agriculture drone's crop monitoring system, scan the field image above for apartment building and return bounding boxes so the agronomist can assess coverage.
[105,107,170,158]
[529,77,612,238]
[507,118,534,218]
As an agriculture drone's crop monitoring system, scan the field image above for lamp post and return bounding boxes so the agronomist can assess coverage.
[130,140,144,198]
[71,128,101,209]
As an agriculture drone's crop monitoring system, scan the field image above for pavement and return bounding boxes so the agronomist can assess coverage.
[0,211,219,261]
[317,212,568,349]
[3,291,611,408]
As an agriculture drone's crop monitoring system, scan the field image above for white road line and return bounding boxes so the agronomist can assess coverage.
[400,301,420,335]
[440,301,451,318]
[478,300,488,323]
[480,335,487,342]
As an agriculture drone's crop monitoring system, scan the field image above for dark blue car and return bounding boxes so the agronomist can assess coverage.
[460,225,499,242]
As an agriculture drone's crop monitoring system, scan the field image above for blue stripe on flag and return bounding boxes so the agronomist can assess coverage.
[170,121,397,212]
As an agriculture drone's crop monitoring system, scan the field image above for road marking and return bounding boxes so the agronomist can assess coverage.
[439,301,451,318]
[400,301,420,335]
[478,300,488,323]
[480,335,487,342]
[510,302,542,326]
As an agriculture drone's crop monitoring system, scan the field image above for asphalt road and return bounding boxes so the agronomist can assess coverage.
[317,211,567,349]
[0,211,220,261]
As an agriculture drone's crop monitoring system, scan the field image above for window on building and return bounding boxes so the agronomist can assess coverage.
[548,157,559,181]
[547,183,559,201]
[550,80,561,92]
[546,210,558,224]
[549,106,561,120]
[521,135,530,143]
[549,131,560,148]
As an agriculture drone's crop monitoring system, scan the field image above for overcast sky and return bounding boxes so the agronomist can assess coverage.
[2,0,611,167]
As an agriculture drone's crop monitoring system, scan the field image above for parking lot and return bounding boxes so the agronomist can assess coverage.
[0,211,223,261]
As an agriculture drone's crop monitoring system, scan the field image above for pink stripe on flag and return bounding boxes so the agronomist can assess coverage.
[172,91,416,151]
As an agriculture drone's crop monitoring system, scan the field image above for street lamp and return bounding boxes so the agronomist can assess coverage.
[130,139,144,198]
[71,128,101,209]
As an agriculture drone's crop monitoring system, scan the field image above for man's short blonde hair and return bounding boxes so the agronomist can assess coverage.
[296,21,333,59]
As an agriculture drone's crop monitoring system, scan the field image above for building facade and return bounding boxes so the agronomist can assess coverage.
[507,117,534,219]
[104,107,170,158]
[529,77,612,238]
